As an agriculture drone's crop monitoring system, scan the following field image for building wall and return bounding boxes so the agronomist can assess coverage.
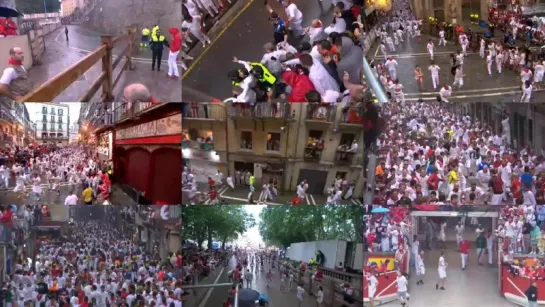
[26,103,70,144]
[182,103,364,198]
[61,0,77,17]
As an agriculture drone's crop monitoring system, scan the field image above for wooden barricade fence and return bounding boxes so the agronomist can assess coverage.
[272,259,363,307]
[19,24,139,103]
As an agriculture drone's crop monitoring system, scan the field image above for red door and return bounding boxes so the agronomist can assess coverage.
[126,148,151,195]
[149,148,181,204]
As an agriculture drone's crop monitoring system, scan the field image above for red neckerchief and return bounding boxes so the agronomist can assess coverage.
[8,58,22,66]
[312,21,322,28]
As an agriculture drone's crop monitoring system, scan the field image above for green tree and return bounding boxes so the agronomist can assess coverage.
[15,0,61,14]
[258,205,363,248]
[182,206,255,249]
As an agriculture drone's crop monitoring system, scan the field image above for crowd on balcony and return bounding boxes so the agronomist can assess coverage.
[0,145,114,205]
[2,220,184,306]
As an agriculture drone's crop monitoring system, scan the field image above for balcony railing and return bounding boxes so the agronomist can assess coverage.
[38,135,68,140]
[93,102,158,129]
[0,110,15,122]
[340,106,363,125]
[182,139,215,151]
[0,223,14,244]
[334,150,355,165]
[303,146,322,162]
[182,103,226,120]
[306,104,336,122]
[226,102,291,119]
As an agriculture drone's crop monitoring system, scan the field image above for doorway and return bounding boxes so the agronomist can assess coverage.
[297,169,328,195]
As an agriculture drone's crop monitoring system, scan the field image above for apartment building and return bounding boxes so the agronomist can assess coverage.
[182,102,364,199]
[25,103,70,145]
[0,103,37,147]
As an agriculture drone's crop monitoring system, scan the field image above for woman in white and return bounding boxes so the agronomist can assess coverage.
[436,251,448,290]
[416,251,426,285]
[32,174,42,200]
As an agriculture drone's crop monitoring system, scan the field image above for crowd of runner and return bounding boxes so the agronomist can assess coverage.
[1,218,183,307]
[183,0,368,103]
[0,144,113,205]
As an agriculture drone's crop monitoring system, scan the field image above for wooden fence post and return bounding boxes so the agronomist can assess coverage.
[101,35,114,102]
[125,25,137,71]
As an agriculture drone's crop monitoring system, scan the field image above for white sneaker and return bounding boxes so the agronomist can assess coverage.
[182,63,188,70]
[202,42,207,48]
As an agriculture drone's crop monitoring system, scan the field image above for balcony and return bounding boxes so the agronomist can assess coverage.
[182,103,226,121]
[306,104,335,123]
[0,109,15,122]
[339,106,363,128]
[304,146,323,162]
[226,102,291,120]
[334,150,355,165]
[182,139,214,151]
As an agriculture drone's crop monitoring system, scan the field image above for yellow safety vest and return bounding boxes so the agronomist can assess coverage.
[232,80,242,87]
[151,26,159,41]
[250,62,276,85]
[249,176,255,185]
[142,28,150,36]
[107,169,112,175]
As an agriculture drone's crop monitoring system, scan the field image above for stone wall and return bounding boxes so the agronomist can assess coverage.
[84,0,182,35]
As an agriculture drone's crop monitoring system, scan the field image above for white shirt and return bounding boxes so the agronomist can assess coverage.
[316,290,324,303]
[427,43,434,52]
[0,67,25,85]
[308,63,340,96]
[521,70,533,81]
[297,286,305,299]
[396,275,408,293]
[181,15,202,30]
[64,194,78,205]
[285,3,303,22]
[428,65,440,75]
[385,59,398,71]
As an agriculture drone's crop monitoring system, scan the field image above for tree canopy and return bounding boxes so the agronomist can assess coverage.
[182,206,255,249]
[16,0,61,14]
[258,205,363,248]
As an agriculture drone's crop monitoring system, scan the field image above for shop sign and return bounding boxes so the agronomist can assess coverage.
[116,115,181,140]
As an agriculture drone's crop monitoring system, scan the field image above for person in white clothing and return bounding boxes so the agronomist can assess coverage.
[181,15,211,48]
[452,66,465,89]
[385,57,398,81]
[427,40,435,61]
[534,60,545,83]
[521,81,532,102]
[438,30,446,46]
[439,84,452,102]
[390,79,405,103]
[428,63,440,89]
[386,36,395,52]
[486,52,493,76]
[479,38,486,58]
[395,270,409,306]
[416,251,426,285]
[520,68,533,89]
[299,54,339,96]
[296,284,305,306]
[436,251,448,290]
[283,1,304,37]
[496,51,504,74]
[365,271,378,307]
[304,19,327,45]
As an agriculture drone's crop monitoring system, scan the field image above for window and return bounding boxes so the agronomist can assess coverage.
[50,115,55,122]
[41,133,47,139]
[307,130,323,144]
[42,115,46,122]
[339,133,355,147]
[58,124,62,131]
[335,171,347,180]
[58,117,63,123]
[266,132,281,151]
[42,106,47,114]
[240,131,252,149]
[50,108,55,114]
[58,109,63,115]
[42,124,47,131]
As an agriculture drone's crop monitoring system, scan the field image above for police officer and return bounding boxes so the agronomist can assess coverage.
[150,29,170,71]
[269,12,288,44]
[141,26,150,48]
[232,57,278,100]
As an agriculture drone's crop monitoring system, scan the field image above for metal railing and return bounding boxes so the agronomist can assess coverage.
[335,151,355,165]
[340,106,363,124]
[183,103,226,120]
[91,102,157,128]
[306,104,336,122]
[303,146,323,162]
[226,102,291,119]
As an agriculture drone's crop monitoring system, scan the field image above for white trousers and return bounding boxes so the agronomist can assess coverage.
[461,253,468,268]
[431,74,439,89]
[290,19,304,37]
[168,51,180,77]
